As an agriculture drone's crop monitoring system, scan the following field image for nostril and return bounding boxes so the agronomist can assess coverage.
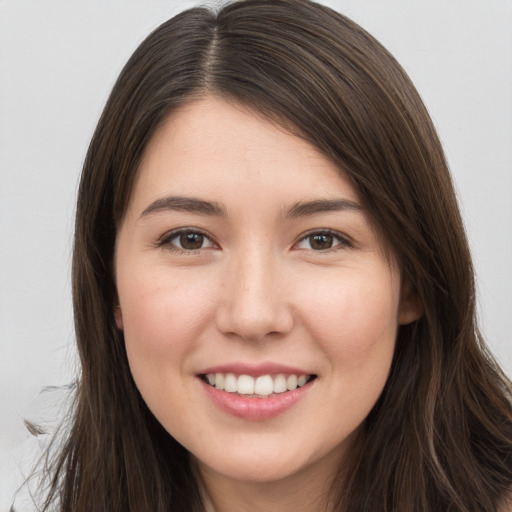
[215,302,294,342]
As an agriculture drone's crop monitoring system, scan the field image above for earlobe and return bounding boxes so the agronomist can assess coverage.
[115,305,124,330]
[398,282,423,325]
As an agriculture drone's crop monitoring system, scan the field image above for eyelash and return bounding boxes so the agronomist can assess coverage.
[157,228,352,254]
[294,229,352,252]
[157,228,216,254]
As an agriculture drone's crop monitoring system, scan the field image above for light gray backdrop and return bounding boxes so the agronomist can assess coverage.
[1,1,511,510]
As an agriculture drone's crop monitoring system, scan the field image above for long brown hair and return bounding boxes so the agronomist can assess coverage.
[40,1,512,510]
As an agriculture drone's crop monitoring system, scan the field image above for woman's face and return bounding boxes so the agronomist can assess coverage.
[115,96,419,488]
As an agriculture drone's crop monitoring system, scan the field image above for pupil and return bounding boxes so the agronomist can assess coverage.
[180,233,203,250]
[311,234,333,250]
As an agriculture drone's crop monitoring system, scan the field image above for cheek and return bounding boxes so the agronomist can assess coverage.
[296,269,400,367]
[120,269,216,368]
[298,271,400,439]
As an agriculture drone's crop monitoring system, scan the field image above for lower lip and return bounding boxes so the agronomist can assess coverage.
[201,378,313,421]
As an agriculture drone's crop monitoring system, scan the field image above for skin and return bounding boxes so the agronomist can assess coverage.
[114,96,421,512]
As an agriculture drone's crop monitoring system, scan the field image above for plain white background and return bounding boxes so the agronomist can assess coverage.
[1,1,511,509]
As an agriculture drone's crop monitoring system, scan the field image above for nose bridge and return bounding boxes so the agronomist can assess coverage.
[216,243,292,341]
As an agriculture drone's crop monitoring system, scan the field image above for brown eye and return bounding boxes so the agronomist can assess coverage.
[309,234,334,250]
[295,231,349,251]
[162,230,215,252]
[179,232,205,250]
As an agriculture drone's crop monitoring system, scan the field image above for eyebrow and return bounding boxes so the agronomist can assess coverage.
[140,196,227,218]
[139,195,363,220]
[285,198,363,218]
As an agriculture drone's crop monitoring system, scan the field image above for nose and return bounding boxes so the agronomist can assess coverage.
[215,249,294,342]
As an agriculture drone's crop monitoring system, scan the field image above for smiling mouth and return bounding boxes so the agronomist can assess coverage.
[201,373,317,397]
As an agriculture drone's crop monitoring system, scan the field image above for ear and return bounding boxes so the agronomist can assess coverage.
[114,305,124,330]
[398,281,423,325]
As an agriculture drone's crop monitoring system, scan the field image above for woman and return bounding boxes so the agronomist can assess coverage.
[39,0,512,510]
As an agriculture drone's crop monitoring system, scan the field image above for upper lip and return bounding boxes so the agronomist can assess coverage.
[198,362,314,377]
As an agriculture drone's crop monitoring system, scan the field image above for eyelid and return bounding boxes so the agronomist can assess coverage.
[293,229,353,251]
[155,227,352,253]
[157,227,218,252]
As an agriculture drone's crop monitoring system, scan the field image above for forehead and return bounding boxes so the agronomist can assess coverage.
[127,95,361,219]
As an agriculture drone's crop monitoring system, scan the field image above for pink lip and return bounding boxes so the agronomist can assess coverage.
[199,376,315,421]
[198,362,312,377]
[202,382,311,420]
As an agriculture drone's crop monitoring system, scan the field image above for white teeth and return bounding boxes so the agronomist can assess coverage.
[215,373,225,390]
[286,374,297,390]
[255,375,274,395]
[237,374,255,395]
[224,373,238,392]
[204,372,312,396]
[273,374,287,393]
